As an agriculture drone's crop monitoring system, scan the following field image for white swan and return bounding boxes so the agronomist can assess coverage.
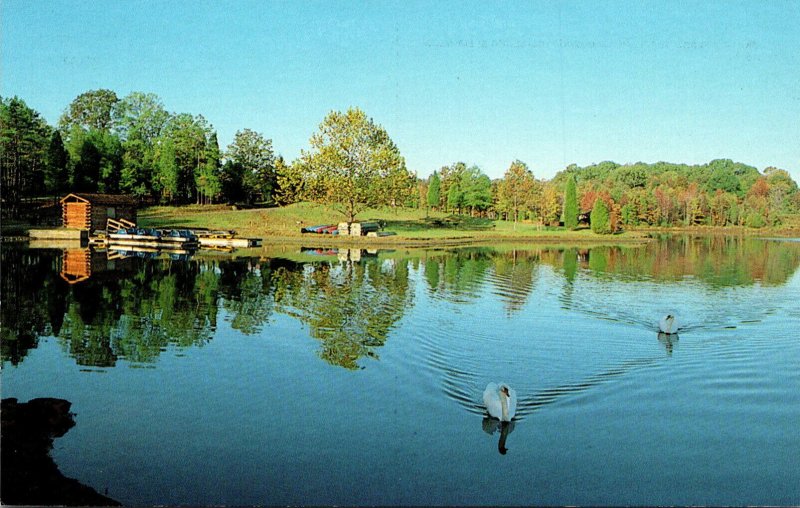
[483,382,517,422]
[659,314,678,335]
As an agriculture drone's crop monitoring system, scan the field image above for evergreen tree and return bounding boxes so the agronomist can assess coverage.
[563,173,578,229]
[195,132,221,204]
[591,198,611,234]
[447,181,463,213]
[0,96,50,216]
[72,134,101,192]
[427,171,441,211]
[44,130,69,197]
[220,160,247,204]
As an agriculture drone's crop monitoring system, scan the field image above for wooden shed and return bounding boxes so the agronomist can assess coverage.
[60,193,138,232]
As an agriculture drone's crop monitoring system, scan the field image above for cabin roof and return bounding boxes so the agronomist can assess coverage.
[60,193,139,206]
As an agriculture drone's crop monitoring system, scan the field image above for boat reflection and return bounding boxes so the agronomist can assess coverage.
[301,247,384,262]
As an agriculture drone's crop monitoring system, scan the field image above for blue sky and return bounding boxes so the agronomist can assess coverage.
[2,0,799,181]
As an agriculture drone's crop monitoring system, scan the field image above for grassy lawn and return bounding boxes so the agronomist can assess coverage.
[138,202,800,245]
[137,202,655,245]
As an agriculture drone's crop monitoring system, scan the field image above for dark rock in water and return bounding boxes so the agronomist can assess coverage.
[1,397,120,506]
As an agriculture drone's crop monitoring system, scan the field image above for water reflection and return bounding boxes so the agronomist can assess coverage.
[482,418,516,455]
[657,332,679,355]
[423,248,493,303]
[551,236,800,287]
[273,257,412,369]
[3,237,800,371]
[1,397,119,505]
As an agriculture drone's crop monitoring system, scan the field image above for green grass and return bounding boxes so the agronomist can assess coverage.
[138,202,800,244]
[137,202,657,245]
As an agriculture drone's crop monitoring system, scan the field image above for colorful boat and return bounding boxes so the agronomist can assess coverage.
[108,228,199,249]
[301,224,339,235]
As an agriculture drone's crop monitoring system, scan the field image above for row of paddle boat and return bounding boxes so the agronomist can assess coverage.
[108,228,200,248]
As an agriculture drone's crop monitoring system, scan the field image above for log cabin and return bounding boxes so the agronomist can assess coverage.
[60,193,138,232]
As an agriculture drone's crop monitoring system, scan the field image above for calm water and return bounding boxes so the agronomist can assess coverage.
[3,237,800,505]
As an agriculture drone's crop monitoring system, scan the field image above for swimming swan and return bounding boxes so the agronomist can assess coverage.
[483,382,517,422]
[659,314,678,335]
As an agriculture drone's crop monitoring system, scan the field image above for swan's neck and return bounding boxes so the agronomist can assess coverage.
[500,393,509,421]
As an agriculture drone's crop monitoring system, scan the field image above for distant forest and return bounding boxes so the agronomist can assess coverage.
[2,90,798,230]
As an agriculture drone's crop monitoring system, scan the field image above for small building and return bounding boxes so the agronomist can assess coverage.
[60,193,138,232]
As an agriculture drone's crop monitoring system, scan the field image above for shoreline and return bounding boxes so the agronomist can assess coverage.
[4,225,799,250]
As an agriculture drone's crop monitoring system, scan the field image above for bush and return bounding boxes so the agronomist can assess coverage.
[745,211,766,228]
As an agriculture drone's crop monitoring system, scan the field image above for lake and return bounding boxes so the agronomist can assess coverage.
[2,236,800,506]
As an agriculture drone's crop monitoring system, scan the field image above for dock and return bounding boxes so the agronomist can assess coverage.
[192,230,262,248]
[336,222,382,236]
[103,221,260,250]
[28,228,88,241]
[25,220,261,255]
[197,237,261,248]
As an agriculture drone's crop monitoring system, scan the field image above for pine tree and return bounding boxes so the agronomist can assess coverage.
[45,130,69,197]
[563,174,578,229]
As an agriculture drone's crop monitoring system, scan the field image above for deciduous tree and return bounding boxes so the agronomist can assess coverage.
[497,160,535,227]
[162,113,213,203]
[226,128,276,204]
[195,133,221,204]
[59,89,119,132]
[461,167,492,216]
[296,107,409,222]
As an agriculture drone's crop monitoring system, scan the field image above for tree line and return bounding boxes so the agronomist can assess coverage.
[1,91,279,215]
[2,90,798,229]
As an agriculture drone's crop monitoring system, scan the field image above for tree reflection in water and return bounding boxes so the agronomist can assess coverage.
[272,257,412,369]
[1,397,120,505]
[2,236,799,369]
